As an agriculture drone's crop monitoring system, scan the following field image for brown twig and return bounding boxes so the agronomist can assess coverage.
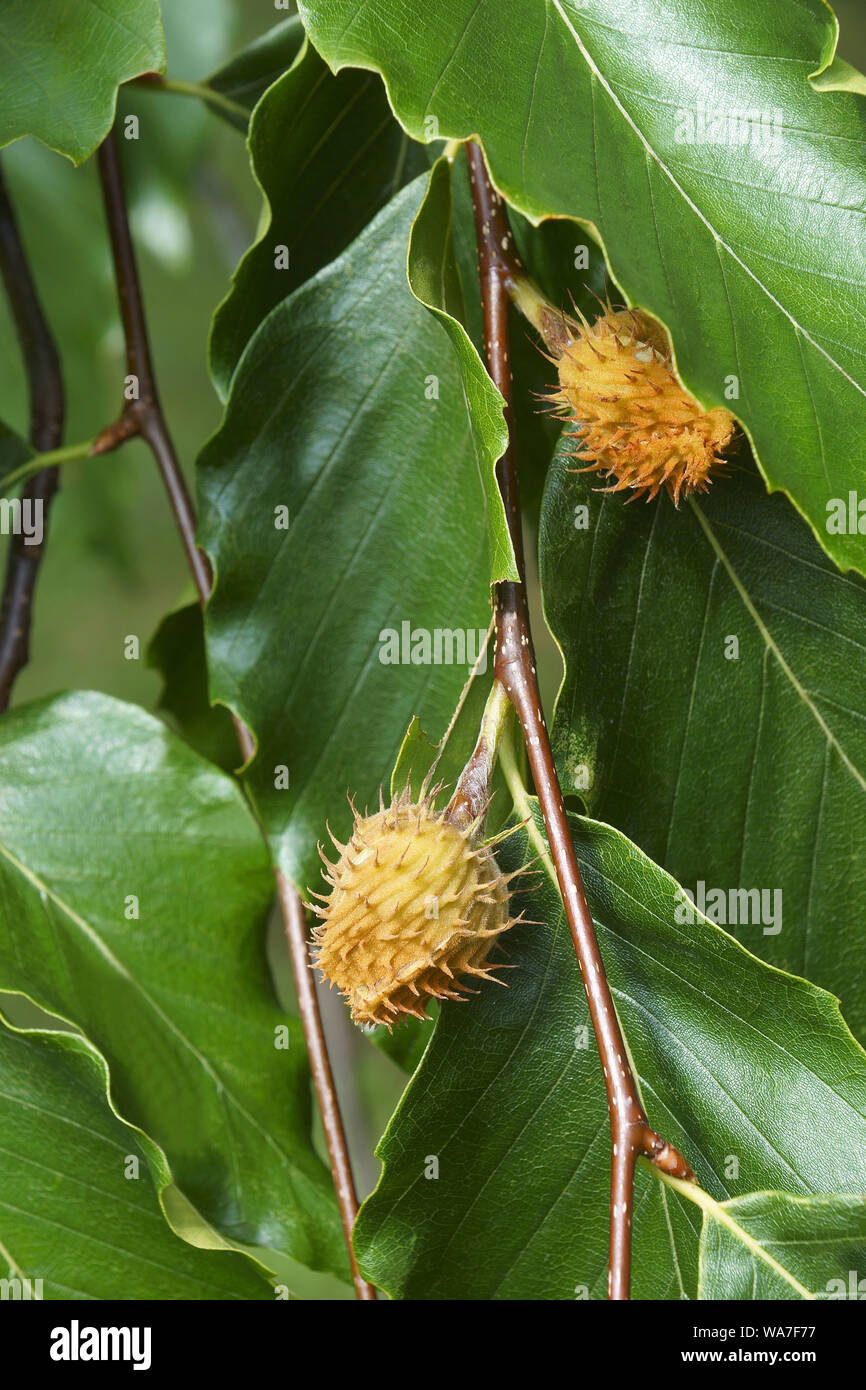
[96,127,374,1299]
[465,141,693,1300]
[276,873,373,1296]
[95,132,211,603]
[0,162,64,711]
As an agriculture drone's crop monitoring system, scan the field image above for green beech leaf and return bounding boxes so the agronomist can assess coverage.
[811,55,866,98]
[0,0,165,164]
[298,0,866,577]
[204,16,305,129]
[354,805,866,1299]
[209,37,426,398]
[0,1015,274,1300]
[369,1011,437,1076]
[0,692,346,1276]
[199,174,515,895]
[147,600,239,773]
[696,1190,866,1300]
[541,447,866,1040]
[407,157,513,581]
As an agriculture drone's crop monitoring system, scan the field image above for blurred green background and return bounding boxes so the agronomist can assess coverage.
[0,0,271,709]
[1,0,863,1298]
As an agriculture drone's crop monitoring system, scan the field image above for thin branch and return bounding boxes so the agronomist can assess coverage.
[96,132,212,603]
[96,127,375,1300]
[133,72,249,127]
[465,141,694,1301]
[0,161,64,711]
[0,439,95,497]
[276,872,373,1297]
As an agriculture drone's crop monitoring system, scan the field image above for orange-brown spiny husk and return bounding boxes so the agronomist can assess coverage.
[310,788,521,1029]
[546,303,735,504]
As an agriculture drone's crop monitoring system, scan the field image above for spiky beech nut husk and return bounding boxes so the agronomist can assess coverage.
[310,790,519,1029]
[548,304,735,504]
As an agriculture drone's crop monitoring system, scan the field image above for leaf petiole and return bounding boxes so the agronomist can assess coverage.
[0,439,95,496]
